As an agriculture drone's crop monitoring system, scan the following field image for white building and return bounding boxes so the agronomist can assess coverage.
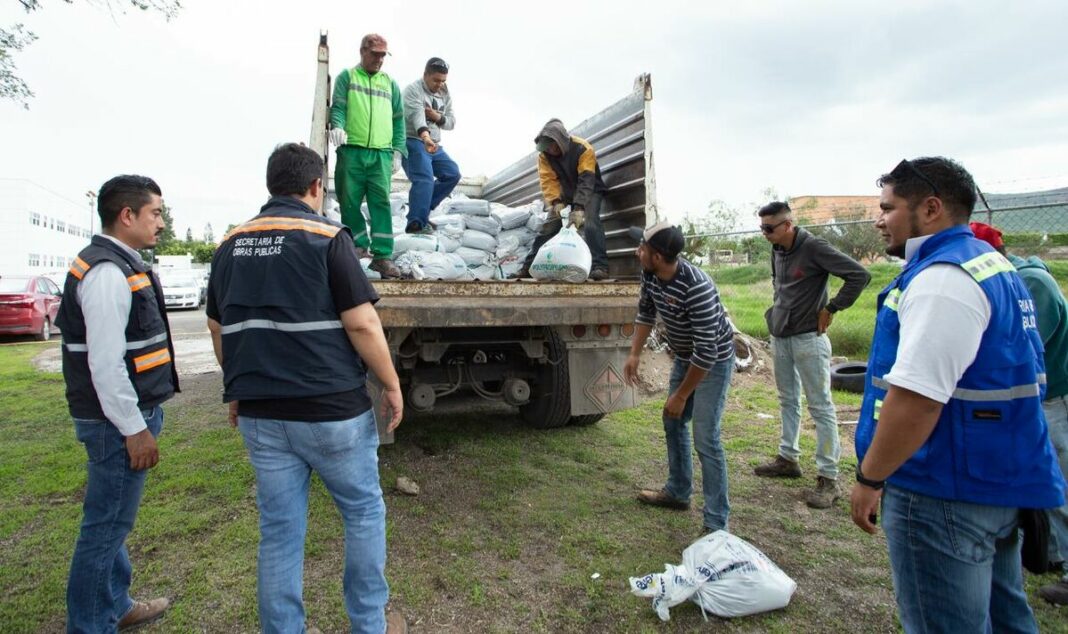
[0,179,95,277]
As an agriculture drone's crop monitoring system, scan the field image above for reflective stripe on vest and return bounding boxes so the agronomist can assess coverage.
[344,67,394,149]
[133,348,172,373]
[127,273,152,292]
[63,331,169,354]
[963,252,1017,283]
[220,319,343,335]
[871,375,1044,402]
[70,256,90,280]
[883,288,901,312]
[223,216,341,240]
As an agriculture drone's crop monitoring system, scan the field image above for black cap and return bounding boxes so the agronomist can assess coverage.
[628,221,685,259]
[425,57,449,73]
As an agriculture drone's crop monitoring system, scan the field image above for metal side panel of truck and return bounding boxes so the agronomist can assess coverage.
[310,34,657,441]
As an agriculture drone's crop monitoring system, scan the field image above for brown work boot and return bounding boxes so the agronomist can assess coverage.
[754,455,803,478]
[513,265,531,279]
[805,476,842,509]
[386,610,408,633]
[588,267,609,281]
[636,488,689,510]
[1039,580,1068,605]
[369,258,402,279]
[118,598,170,630]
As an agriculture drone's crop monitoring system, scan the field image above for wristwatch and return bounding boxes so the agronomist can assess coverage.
[855,465,885,490]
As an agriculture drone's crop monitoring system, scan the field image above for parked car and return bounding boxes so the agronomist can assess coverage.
[160,271,204,310]
[0,275,63,341]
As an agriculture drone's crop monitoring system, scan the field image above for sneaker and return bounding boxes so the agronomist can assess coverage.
[1039,580,1068,605]
[386,610,408,634]
[588,267,609,281]
[405,220,433,235]
[805,476,842,509]
[754,455,802,478]
[369,258,402,279]
[636,488,690,511]
[118,598,170,630]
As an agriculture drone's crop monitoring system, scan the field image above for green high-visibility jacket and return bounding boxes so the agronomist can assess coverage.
[330,65,406,156]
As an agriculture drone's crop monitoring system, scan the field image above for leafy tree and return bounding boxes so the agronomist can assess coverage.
[157,202,176,248]
[4,1,181,108]
[806,208,887,263]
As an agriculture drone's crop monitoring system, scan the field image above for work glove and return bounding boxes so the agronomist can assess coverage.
[392,151,402,175]
[329,128,347,147]
[568,208,586,230]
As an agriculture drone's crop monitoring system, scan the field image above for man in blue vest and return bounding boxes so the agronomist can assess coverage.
[207,144,406,633]
[329,33,407,279]
[56,175,178,632]
[850,156,1064,632]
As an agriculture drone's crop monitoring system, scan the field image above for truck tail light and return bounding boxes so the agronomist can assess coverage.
[572,325,587,338]
[596,324,612,337]
[620,323,635,337]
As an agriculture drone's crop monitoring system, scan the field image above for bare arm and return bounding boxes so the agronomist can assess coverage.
[340,302,403,432]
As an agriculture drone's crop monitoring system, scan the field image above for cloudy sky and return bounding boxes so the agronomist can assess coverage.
[2,0,1066,239]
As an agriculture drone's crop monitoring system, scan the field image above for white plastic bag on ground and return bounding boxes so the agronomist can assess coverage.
[530,227,591,283]
[393,233,441,254]
[629,530,796,621]
[492,205,532,231]
[455,246,492,267]
[464,213,501,236]
[461,229,498,252]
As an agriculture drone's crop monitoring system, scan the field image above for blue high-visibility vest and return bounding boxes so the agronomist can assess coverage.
[856,224,1064,508]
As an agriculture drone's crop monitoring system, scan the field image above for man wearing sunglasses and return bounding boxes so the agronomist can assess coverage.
[754,201,870,510]
[401,57,460,234]
[329,33,406,279]
[850,157,1063,632]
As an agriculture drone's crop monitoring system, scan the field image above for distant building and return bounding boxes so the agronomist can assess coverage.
[0,179,94,277]
[788,195,879,224]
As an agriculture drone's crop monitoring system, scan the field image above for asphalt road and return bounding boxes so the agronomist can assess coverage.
[166,305,210,336]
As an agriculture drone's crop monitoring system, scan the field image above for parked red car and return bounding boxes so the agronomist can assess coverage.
[0,275,63,341]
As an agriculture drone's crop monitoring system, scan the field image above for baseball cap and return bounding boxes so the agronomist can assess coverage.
[360,33,390,54]
[628,221,685,259]
[969,221,1004,249]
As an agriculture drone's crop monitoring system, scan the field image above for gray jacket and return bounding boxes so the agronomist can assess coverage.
[403,79,455,143]
[764,227,871,337]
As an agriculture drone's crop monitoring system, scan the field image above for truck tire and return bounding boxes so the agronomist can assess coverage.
[568,414,605,427]
[830,361,867,394]
[519,329,572,429]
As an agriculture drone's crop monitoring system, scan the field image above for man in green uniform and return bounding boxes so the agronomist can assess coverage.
[329,33,406,279]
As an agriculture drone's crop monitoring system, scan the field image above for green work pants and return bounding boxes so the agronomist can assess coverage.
[335,145,394,258]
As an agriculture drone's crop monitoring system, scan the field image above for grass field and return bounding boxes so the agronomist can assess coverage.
[2,343,1067,632]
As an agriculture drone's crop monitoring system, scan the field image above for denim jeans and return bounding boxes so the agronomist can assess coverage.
[238,410,387,634]
[662,355,734,531]
[67,406,164,634]
[1043,395,1068,579]
[770,332,840,478]
[882,485,1038,634]
[402,138,460,229]
[522,191,609,273]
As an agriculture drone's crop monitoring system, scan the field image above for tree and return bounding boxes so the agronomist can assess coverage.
[806,208,888,263]
[157,202,176,248]
[4,1,182,108]
[203,223,214,243]
[185,227,193,242]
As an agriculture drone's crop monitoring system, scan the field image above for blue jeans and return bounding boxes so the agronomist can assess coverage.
[1043,395,1068,578]
[238,411,387,634]
[771,332,840,478]
[882,486,1038,634]
[402,138,460,229]
[663,356,734,531]
[67,406,164,634]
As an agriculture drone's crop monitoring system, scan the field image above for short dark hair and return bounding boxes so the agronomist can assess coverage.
[877,156,977,221]
[266,143,324,197]
[758,201,791,218]
[425,57,449,74]
[97,175,162,229]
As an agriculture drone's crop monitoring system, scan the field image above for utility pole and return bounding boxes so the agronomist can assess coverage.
[85,190,97,236]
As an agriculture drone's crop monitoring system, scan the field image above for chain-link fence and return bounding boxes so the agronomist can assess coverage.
[685,196,1068,272]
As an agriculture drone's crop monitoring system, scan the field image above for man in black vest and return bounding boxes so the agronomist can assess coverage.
[56,175,178,632]
[207,143,406,633]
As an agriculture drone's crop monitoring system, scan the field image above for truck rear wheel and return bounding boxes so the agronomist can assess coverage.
[568,414,605,427]
[519,329,572,429]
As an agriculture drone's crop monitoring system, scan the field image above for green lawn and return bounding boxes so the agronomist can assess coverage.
[2,344,1067,632]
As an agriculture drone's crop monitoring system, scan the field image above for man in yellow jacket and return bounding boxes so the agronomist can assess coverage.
[329,33,406,279]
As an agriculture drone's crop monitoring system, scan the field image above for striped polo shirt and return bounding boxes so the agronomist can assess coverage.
[636,257,735,370]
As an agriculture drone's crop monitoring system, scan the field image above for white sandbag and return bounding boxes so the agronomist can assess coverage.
[468,263,500,280]
[530,227,591,283]
[497,248,529,279]
[431,214,465,237]
[396,251,468,280]
[389,197,407,217]
[359,258,381,280]
[495,234,522,259]
[461,229,498,252]
[393,233,441,254]
[629,530,796,621]
[450,199,491,216]
[391,216,408,236]
[526,209,547,233]
[455,246,491,267]
[499,227,536,247]
[492,206,532,231]
[464,213,501,236]
[437,234,461,253]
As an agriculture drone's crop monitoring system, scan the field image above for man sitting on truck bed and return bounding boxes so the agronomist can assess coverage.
[401,57,460,234]
[516,118,610,281]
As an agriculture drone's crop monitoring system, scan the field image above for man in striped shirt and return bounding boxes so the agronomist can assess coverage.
[623,222,736,533]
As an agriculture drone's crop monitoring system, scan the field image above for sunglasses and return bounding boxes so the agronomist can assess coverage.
[760,219,788,234]
[889,159,940,197]
[427,62,449,73]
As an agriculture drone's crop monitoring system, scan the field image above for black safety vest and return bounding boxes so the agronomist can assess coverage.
[55,236,178,420]
[210,200,365,401]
